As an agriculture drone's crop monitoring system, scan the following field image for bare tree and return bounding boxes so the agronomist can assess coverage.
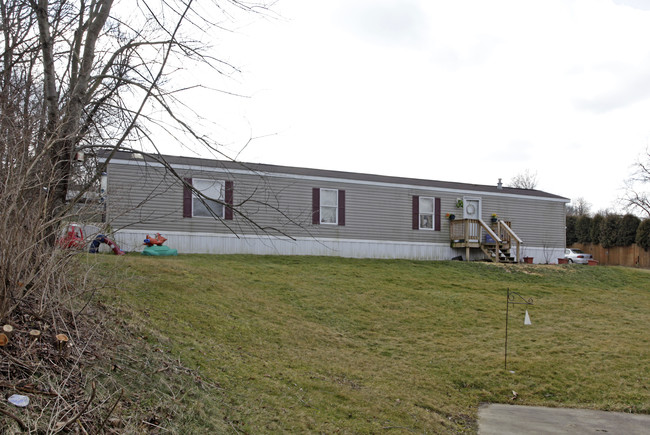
[0,1,273,430]
[508,169,538,189]
[1,0,274,310]
[4,0,273,228]
[567,197,591,216]
[623,149,650,217]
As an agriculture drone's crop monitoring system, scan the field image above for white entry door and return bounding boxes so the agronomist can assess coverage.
[464,198,481,220]
[463,198,482,242]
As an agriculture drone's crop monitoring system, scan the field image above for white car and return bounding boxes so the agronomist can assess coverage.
[564,248,593,264]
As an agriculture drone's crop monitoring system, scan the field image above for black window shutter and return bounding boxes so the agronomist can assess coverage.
[412,195,419,230]
[434,197,441,231]
[224,181,234,220]
[312,188,320,224]
[338,190,345,226]
[183,178,192,218]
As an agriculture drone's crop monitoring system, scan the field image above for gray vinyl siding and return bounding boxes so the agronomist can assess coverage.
[481,196,566,247]
[106,157,567,249]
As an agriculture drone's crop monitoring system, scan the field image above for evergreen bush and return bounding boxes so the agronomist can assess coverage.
[566,215,578,245]
[599,215,620,248]
[590,214,604,245]
[576,215,592,244]
[618,214,640,246]
[636,219,650,251]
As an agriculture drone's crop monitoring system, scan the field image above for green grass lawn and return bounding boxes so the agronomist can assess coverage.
[91,255,650,433]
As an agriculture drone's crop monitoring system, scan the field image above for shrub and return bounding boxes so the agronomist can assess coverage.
[590,214,604,245]
[576,215,592,244]
[566,215,578,245]
[636,219,650,251]
[599,215,620,248]
[618,214,640,246]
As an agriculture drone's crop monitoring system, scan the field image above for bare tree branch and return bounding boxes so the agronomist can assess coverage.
[623,149,650,218]
[509,169,538,190]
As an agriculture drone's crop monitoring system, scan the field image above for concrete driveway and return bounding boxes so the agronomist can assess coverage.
[478,404,650,434]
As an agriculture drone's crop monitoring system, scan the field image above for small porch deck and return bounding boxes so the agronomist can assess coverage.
[449,219,523,263]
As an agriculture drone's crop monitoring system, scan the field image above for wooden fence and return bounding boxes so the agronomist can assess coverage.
[569,243,650,268]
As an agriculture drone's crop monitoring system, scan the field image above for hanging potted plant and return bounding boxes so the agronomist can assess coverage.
[491,213,498,223]
[446,213,455,221]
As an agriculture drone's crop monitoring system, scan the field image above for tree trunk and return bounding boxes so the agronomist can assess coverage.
[34,0,114,235]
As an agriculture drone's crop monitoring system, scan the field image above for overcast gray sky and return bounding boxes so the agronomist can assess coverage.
[170,0,650,213]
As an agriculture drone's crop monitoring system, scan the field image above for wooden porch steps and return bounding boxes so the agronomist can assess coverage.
[480,244,517,263]
[449,218,523,263]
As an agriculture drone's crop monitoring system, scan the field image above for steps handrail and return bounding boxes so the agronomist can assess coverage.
[478,219,502,243]
[498,220,522,244]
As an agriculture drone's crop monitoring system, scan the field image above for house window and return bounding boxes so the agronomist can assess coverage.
[320,188,338,224]
[312,188,346,226]
[419,197,435,229]
[412,195,441,231]
[183,178,233,220]
[192,179,224,217]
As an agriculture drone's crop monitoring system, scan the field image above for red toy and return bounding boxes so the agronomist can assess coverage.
[58,223,85,249]
[90,234,125,255]
[143,233,167,247]
[58,223,125,255]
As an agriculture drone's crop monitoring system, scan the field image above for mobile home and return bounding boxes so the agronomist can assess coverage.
[104,151,569,263]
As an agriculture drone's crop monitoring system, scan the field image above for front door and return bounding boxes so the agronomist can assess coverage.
[463,198,482,242]
[464,198,481,220]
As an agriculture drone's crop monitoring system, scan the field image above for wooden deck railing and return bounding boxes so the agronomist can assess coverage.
[449,218,469,242]
[450,218,501,243]
[449,218,523,263]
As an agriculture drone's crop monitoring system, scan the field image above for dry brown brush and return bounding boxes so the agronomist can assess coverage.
[1,0,274,431]
[0,134,116,432]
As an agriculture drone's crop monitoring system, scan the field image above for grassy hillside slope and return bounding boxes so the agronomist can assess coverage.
[93,255,650,433]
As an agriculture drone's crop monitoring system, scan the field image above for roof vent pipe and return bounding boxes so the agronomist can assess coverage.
[497,178,503,190]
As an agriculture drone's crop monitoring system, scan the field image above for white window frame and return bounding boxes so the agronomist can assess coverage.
[419,196,435,230]
[192,178,225,218]
[320,188,338,225]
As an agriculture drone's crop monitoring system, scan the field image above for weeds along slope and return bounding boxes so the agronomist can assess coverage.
[93,255,650,434]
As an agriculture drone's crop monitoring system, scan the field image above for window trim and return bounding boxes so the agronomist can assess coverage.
[312,188,346,226]
[418,196,435,230]
[412,195,441,231]
[183,178,233,220]
[319,188,339,225]
[192,178,225,218]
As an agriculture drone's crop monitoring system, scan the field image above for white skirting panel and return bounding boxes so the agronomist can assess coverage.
[113,230,564,263]
[114,230,462,261]
[520,247,566,264]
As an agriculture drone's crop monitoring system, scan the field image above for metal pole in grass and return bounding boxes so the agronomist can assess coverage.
[505,288,534,371]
